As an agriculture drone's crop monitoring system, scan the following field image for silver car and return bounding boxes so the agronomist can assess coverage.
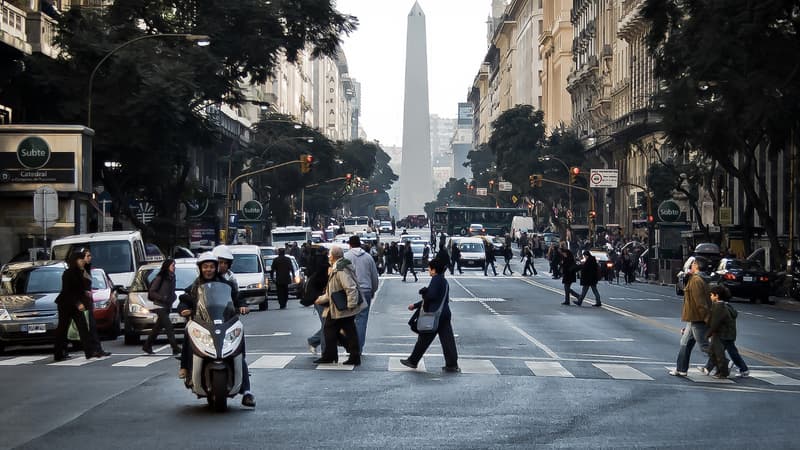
[0,261,64,353]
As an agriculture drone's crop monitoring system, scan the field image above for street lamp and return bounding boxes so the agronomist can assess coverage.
[538,154,573,211]
[87,33,211,128]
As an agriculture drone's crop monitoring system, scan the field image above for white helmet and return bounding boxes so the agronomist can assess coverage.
[212,245,234,262]
[196,252,218,269]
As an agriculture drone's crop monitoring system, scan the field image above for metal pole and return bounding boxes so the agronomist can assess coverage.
[301,188,305,226]
[790,127,795,264]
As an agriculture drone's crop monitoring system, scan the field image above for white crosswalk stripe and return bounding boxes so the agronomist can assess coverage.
[0,356,49,365]
[388,357,426,372]
[49,356,110,366]
[112,356,169,367]
[665,366,734,383]
[525,361,574,377]
[249,355,295,369]
[594,363,653,380]
[749,370,800,386]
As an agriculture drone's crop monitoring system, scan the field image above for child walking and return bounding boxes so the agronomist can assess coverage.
[700,285,750,378]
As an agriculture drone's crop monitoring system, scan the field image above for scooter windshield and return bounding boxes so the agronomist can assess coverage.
[195,282,237,324]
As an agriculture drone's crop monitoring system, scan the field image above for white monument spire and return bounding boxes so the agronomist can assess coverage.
[399,1,433,217]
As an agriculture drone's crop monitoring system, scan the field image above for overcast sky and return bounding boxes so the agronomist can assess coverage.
[334,0,492,147]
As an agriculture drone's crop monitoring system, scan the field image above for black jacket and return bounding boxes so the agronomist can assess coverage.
[178,275,240,315]
[579,255,599,286]
[413,274,451,321]
[55,266,90,309]
[271,255,295,285]
[148,272,176,307]
[561,253,578,284]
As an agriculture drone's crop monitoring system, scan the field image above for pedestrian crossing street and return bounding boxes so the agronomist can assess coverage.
[2,354,799,387]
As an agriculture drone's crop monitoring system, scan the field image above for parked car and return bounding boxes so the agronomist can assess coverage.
[264,255,306,299]
[710,258,772,304]
[457,238,486,269]
[121,259,198,345]
[0,261,64,353]
[675,255,716,296]
[88,268,121,338]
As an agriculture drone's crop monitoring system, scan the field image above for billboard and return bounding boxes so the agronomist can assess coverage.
[457,102,472,126]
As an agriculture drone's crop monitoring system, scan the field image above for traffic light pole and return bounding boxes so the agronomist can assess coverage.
[535,177,596,245]
[224,159,302,244]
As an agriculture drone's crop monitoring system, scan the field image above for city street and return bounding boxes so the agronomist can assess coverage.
[2,254,799,449]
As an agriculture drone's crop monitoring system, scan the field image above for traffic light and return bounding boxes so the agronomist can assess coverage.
[345,173,352,186]
[589,210,597,219]
[300,154,313,174]
[529,174,543,187]
[570,167,580,184]
[488,180,495,193]
[647,214,655,224]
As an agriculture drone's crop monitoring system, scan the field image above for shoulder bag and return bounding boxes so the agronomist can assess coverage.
[414,282,449,334]
[329,269,363,310]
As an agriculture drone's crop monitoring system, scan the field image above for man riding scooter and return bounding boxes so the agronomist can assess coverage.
[178,252,255,408]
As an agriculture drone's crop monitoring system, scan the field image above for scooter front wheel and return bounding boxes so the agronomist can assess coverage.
[209,370,228,412]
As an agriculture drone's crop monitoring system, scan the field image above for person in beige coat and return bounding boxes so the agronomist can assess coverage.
[669,257,712,376]
[314,246,365,366]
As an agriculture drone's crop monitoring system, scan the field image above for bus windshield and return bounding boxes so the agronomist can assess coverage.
[446,207,527,236]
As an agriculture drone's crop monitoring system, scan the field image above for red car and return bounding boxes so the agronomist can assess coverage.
[89,268,120,338]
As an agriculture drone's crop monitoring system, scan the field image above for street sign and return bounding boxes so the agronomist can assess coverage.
[657,200,681,222]
[498,181,512,192]
[33,185,58,228]
[476,188,488,196]
[589,169,619,188]
[719,207,732,226]
[240,200,263,220]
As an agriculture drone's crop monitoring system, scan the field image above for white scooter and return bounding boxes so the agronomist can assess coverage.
[183,282,244,412]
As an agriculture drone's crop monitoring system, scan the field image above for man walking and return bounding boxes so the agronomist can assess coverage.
[450,242,463,275]
[574,250,601,307]
[344,236,379,354]
[484,242,497,276]
[502,243,514,275]
[669,257,712,376]
[402,243,418,282]
[271,248,295,309]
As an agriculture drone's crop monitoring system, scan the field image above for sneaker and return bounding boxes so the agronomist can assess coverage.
[441,366,461,373]
[668,369,687,377]
[711,373,728,379]
[308,344,318,355]
[241,392,256,408]
[736,370,750,378]
[697,366,710,375]
[399,358,417,369]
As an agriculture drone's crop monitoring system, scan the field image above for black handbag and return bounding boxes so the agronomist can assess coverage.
[331,290,348,310]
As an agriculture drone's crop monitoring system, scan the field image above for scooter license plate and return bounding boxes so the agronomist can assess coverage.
[27,323,47,334]
[169,313,185,324]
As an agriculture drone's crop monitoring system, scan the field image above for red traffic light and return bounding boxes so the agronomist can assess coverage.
[306,155,313,163]
[589,210,597,218]
[647,215,655,223]
[345,173,352,180]
[571,167,580,175]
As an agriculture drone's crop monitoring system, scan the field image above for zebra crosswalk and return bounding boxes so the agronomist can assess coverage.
[1,354,799,387]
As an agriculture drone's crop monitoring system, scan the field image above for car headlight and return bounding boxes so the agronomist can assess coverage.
[246,282,263,289]
[294,276,302,284]
[128,295,150,315]
[94,299,110,309]
[187,321,216,357]
[0,308,11,321]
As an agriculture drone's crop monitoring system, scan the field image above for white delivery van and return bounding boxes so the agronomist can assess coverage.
[50,231,162,288]
[511,216,534,240]
[228,245,269,311]
[457,237,486,269]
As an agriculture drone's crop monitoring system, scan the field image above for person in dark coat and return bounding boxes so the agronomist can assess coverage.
[402,244,418,282]
[522,246,537,276]
[271,248,295,309]
[560,248,581,305]
[450,242,463,275]
[502,243,514,275]
[483,243,497,276]
[400,258,459,372]
[575,250,601,307]
[388,242,400,273]
[53,250,103,361]
[80,250,110,357]
[143,258,181,355]
[306,247,331,354]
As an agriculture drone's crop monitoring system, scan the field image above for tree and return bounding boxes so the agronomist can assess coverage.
[487,105,547,191]
[0,1,357,244]
[643,0,800,262]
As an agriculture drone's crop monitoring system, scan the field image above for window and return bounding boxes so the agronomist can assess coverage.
[231,254,261,274]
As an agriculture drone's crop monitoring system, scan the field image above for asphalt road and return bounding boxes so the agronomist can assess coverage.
[2,239,799,449]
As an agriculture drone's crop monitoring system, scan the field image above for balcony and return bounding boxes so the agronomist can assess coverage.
[26,11,59,58]
[1,1,32,55]
[618,0,647,40]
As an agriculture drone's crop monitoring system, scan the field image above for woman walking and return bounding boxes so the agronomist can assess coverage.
[575,250,601,307]
[53,250,104,360]
[521,246,537,276]
[560,248,581,305]
[143,259,181,355]
[313,246,365,365]
[400,258,459,372]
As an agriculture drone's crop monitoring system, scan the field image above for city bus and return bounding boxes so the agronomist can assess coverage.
[271,226,312,248]
[443,207,529,237]
[431,207,448,235]
[374,205,391,222]
[342,216,371,233]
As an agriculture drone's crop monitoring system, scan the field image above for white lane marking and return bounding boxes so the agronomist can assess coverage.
[154,344,170,353]
[526,361,573,377]
[563,338,635,342]
[749,370,800,386]
[608,297,662,302]
[452,277,561,359]
[315,362,355,371]
[594,363,653,380]
[49,356,109,366]
[112,356,169,367]
[666,367,734,384]
[388,357,426,372]
[246,332,291,337]
[458,359,500,375]
[249,355,295,369]
[571,353,652,360]
[450,297,506,302]
[372,279,385,307]
[0,356,50,365]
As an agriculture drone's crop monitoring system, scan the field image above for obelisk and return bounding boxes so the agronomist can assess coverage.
[399,1,433,217]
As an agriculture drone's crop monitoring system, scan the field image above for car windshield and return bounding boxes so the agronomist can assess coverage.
[52,241,133,275]
[90,269,108,290]
[460,242,484,253]
[21,268,64,294]
[231,254,260,274]
[260,248,276,258]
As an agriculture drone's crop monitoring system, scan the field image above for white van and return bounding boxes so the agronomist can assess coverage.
[50,231,162,288]
[511,216,534,240]
[229,245,269,311]
[457,237,486,269]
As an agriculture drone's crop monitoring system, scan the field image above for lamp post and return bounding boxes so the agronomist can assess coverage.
[87,33,211,128]
[538,155,572,211]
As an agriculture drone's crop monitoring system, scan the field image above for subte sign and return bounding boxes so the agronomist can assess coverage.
[589,169,618,188]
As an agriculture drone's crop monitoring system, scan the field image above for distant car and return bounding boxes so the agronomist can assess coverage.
[400,234,423,243]
[587,249,615,282]
[121,259,198,345]
[675,255,716,296]
[378,221,393,234]
[480,235,505,253]
[311,231,324,243]
[542,233,560,248]
[468,224,486,236]
[711,258,771,304]
[229,245,269,311]
[264,255,306,299]
[88,268,121,338]
[457,238,486,269]
[409,242,427,268]
[0,261,64,353]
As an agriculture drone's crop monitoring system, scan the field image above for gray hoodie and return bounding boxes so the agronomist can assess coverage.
[344,246,379,295]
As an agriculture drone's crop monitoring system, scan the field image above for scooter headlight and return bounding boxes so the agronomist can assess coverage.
[221,321,244,356]
[187,321,216,357]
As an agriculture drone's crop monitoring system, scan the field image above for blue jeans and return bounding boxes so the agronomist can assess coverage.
[307,304,326,353]
[676,321,710,372]
[355,291,372,353]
